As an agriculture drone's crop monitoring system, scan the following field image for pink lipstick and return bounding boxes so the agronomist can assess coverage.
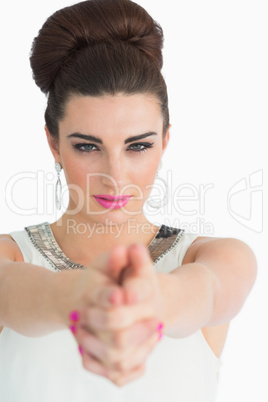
[93,195,132,209]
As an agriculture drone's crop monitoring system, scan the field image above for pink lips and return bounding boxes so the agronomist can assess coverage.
[93,195,132,209]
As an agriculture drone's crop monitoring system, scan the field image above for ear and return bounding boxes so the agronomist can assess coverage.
[161,124,171,156]
[45,126,61,162]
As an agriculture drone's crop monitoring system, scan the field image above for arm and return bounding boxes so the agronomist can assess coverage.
[158,237,257,338]
[0,235,129,337]
[73,237,256,384]
[0,237,161,386]
[84,237,256,339]
[0,235,76,336]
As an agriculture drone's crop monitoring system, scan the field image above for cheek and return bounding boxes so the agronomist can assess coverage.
[125,163,159,198]
[61,151,89,190]
[142,168,159,195]
[64,165,86,187]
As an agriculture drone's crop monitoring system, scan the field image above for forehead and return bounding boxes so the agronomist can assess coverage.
[60,93,163,135]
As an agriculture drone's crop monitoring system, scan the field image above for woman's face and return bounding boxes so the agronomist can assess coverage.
[47,93,170,226]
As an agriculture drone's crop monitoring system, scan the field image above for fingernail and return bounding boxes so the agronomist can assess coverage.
[78,345,84,355]
[131,243,144,252]
[69,310,80,322]
[158,332,163,341]
[109,290,119,305]
[157,322,164,332]
[69,324,76,334]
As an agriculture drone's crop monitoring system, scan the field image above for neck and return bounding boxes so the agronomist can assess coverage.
[50,213,160,265]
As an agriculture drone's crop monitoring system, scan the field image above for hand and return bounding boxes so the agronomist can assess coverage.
[75,317,161,385]
[68,243,164,386]
[80,244,165,330]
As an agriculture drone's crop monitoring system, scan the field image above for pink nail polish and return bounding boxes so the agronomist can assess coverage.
[69,324,76,334]
[157,322,164,332]
[109,291,119,305]
[78,345,84,355]
[69,310,80,322]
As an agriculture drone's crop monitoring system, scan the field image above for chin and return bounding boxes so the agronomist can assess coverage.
[87,209,143,225]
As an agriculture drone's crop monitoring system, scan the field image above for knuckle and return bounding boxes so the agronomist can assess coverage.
[78,328,90,343]
[89,309,111,330]
[114,360,126,372]
[105,308,125,330]
[82,356,92,372]
[107,370,121,384]
[84,307,94,326]
[112,331,125,349]
[103,314,113,329]
[101,310,115,329]
[103,348,123,368]
[103,348,114,363]
[82,354,107,377]
[105,350,126,370]
[111,309,124,327]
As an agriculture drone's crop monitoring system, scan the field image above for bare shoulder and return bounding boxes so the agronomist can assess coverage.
[0,234,24,263]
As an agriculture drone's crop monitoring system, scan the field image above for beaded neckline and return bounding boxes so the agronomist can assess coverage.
[25,222,184,271]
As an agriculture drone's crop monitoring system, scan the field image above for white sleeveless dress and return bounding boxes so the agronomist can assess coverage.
[0,222,222,402]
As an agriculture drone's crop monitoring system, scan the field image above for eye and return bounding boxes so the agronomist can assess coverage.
[73,143,99,152]
[128,142,154,153]
[72,142,155,154]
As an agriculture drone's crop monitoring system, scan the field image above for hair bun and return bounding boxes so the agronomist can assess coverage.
[30,0,164,94]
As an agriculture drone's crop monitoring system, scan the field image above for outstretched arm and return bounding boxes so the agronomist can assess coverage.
[83,237,257,341]
[0,237,161,386]
[157,237,257,337]
[68,237,257,385]
[0,236,135,337]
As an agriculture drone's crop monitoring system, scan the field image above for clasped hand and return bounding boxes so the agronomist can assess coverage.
[68,243,164,386]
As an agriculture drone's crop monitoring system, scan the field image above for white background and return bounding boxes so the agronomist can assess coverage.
[0,1,267,400]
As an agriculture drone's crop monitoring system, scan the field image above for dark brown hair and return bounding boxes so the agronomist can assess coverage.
[30,0,169,138]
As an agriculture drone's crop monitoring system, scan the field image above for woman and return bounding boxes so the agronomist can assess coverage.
[0,0,257,401]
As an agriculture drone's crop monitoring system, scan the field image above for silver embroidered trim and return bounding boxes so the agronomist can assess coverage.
[153,230,185,265]
[25,223,84,271]
[24,222,184,271]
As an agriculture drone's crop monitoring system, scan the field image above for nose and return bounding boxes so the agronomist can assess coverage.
[101,157,124,190]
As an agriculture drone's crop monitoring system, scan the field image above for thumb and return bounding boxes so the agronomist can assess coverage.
[128,243,154,273]
[88,246,129,307]
[106,245,130,282]
[90,244,130,282]
[121,243,155,304]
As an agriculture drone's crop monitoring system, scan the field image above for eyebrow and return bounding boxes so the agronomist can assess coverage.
[67,131,157,145]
